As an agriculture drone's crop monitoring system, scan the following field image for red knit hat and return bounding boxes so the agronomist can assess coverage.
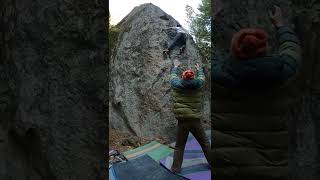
[182,69,195,80]
[231,28,268,60]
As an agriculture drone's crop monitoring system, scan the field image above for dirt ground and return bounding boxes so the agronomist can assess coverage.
[109,129,169,153]
[109,120,210,153]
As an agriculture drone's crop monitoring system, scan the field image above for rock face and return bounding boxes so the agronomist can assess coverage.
[109,3,210,139]
[213,0,320,179]
[213,0,296,57]
[1,0,107,179]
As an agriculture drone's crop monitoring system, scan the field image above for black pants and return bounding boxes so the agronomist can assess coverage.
[171,120,211,171]
[168,32,186,51]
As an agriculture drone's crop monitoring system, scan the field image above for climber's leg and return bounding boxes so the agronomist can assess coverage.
[178,34,187,55]
[190,122,212,167]
[171,120,189,173]
[167,32,183,51]
[179,45,186,55]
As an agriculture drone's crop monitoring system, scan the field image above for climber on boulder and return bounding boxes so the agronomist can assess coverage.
[211,5,302,179]
[163,24,188,55]
[169,59,211,174]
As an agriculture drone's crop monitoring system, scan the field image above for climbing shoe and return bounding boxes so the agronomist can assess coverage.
[163,49,170,55]
[179,47,185,55]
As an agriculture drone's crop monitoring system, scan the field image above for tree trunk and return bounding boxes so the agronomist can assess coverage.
[288,7,320,179]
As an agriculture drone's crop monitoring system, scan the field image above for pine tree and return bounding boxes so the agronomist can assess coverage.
[185,0,211,60]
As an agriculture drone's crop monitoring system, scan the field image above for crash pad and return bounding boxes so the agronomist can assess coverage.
[112,155,188,180]
[123,141,173,162]
[160,130,211,180]
[109,141,174,180]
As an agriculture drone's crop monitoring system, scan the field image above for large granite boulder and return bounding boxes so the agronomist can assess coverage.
[109,3,211,139]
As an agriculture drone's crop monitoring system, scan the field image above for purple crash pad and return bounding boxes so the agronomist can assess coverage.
[160,131,211,180]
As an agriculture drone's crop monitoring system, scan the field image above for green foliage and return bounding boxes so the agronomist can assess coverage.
[109,25,120,52]
[186,0,211,60]
[109,12,120,53]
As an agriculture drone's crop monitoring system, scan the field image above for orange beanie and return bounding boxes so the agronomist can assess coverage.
[231,28,268,60]
[182,69,195,80]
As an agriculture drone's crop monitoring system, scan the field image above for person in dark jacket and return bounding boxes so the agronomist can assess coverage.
[163,24,188,55]
[211,6,301,179]
[170,59,211,173]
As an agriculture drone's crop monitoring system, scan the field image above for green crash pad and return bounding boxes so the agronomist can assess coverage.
[123,141,174,162]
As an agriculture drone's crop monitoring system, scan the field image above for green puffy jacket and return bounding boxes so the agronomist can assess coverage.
[170,67,205,120]
[211,26,301,179]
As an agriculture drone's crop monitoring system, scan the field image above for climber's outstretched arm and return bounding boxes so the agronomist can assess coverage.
[270,5,302,76]
[170,59,184,89]
[165,27,178,30]
[195,63,205,88]
[170,66,184,89]
[276,27,301,73]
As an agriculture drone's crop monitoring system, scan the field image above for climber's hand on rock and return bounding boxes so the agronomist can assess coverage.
[174,59,181,67]
[195,63,201,70]
[269,5,284,28]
